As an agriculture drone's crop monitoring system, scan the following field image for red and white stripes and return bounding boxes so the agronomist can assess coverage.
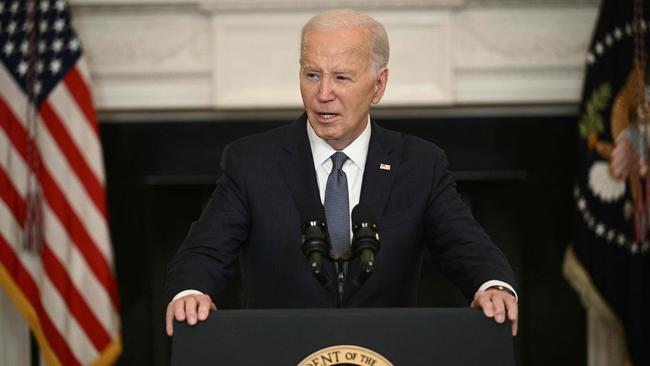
[0,58,121,366]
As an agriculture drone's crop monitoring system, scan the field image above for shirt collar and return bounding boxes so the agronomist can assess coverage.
[306,116,371,171]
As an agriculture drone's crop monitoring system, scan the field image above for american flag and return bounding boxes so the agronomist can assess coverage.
[0,0,121,365]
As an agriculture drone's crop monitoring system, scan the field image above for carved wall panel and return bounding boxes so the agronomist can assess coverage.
[211,11,453,108]
[72,5,212,109]
[68,0,600,110]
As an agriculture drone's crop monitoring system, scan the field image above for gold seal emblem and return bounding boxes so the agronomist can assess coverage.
[298,345,393,366]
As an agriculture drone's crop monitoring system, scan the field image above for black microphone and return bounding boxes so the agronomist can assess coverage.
[351,204,381,284]
[300,204,331,287]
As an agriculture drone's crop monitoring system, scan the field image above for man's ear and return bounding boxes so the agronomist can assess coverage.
[372,67,389,104]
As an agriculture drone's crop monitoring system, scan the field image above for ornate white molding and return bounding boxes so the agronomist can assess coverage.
[211,13,304,109]
[68,1,600,110]
[211,11,454,108]
[71,0,598,9]
[454,6,598,103]
[73,10,210,75]
[199,0,465,12]
[71,5,212,109]
[455,8,595,68]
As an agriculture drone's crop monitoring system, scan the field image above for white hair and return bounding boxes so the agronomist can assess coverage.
[300,9,390,74]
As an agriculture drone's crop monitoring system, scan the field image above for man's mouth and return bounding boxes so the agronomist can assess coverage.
[317,113,338,120]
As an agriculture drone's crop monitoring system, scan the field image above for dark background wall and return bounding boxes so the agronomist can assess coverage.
[100,112,585,365]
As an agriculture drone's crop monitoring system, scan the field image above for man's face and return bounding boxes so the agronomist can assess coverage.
[300,27,388,150]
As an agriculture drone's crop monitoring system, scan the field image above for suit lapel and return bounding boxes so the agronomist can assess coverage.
[359,121,400,220]
[344,121,401,302]
[280,114,320,208]
[280,114,338,294]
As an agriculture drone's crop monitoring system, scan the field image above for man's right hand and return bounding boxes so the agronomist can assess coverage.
[165,293,217,336]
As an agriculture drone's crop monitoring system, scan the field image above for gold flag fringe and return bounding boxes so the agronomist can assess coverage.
[0,264,122,366]
[563,245,632,366]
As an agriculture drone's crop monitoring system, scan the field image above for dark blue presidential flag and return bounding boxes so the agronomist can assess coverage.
[566,0,649,365]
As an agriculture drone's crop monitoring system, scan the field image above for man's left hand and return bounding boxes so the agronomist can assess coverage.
[471,287,518,336]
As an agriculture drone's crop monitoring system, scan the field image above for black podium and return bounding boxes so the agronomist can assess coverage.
[171,308,515,365]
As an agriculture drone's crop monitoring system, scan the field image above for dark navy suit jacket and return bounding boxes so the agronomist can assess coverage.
[165,114,516,307]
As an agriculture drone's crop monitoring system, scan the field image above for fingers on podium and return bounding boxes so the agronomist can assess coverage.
[471,289,519,336]
[165,294,217,336]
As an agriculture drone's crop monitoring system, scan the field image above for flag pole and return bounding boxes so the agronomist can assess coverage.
[30,331,39,366]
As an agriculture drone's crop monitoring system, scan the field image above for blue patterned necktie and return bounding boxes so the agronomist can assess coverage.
[324,152,350,258]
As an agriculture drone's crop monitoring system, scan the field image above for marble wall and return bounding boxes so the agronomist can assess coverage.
[69,0,599,110]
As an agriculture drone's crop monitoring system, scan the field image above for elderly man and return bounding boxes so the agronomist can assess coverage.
[165,9,518,337]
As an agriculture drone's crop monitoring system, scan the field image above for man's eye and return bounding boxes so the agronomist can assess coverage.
[336,75,351,82]
[306,73,319,80]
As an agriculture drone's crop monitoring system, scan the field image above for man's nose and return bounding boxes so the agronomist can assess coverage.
[317,77,335,102]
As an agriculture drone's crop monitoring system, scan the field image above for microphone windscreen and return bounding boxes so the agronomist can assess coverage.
[301,203,326,223]
[352,203,376,226]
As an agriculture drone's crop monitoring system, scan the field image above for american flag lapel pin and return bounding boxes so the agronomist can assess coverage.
[379,163,391,171]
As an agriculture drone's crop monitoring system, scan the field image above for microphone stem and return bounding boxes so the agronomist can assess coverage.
[336,258,345,308]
